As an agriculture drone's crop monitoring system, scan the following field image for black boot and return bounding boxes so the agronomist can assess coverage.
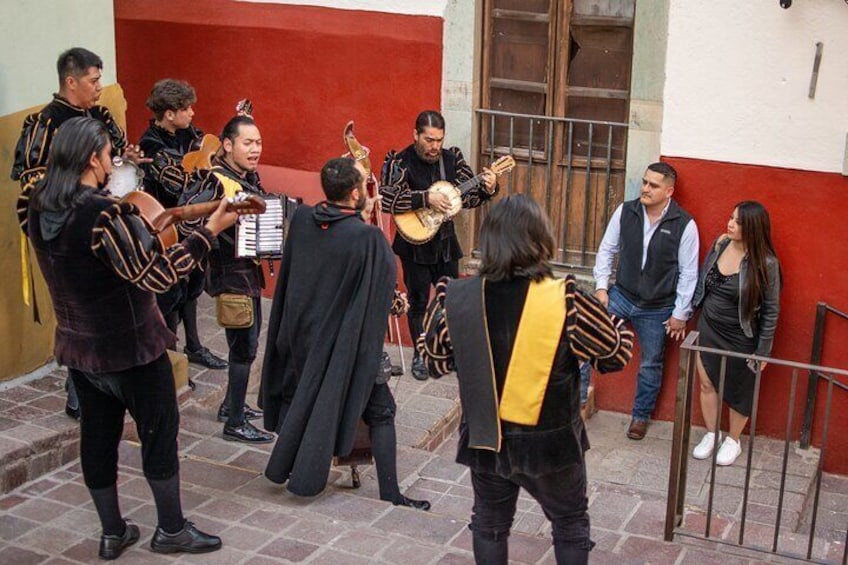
[472,531,508,565]
[553,543,590,565]
[372,423,430,511]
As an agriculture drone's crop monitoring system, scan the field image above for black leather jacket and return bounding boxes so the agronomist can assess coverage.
[693,236,781,356]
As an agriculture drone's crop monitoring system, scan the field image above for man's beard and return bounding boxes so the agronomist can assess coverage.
[414,143,439,164]
[355,191,367,211]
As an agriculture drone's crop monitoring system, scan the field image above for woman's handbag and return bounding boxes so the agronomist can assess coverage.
[216,293,254,328]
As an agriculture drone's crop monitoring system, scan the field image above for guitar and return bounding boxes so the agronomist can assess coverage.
[122,190,266,249]
[393,155,515,244]
[181,99,253,174]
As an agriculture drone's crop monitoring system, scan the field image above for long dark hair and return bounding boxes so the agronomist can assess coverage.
[736,200,780,323]
[31,117,110,212]
[478,194,554,282]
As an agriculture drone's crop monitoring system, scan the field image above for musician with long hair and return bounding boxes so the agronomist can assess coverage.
[179,115,274,444]
[691,201,782,466]
[139,79,227,371]
[12,47,145,420]
[418,195,634,564]
[22,117,229,559]
[380,110,498,380]
[260,158,429,510]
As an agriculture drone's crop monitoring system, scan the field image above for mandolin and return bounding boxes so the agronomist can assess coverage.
[122,190,266,249]
[393,155,515,244]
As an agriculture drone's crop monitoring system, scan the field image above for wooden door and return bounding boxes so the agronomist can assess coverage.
[475,0,635,268]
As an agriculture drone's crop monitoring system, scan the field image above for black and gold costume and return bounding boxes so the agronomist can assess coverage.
[11,95,127,188]
[139,122,203,208]
[380,145,497,361]
[418,275,633,563]
[181,158,269,434]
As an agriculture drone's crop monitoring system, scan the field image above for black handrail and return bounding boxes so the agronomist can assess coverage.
[800,302,848,449]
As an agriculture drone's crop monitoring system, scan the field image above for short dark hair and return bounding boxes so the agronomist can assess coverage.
[415,110,445,133]
[321,158,362,202]
[146,79,197,120]
[220,115,256,143]
[647,162,677,184]
[478,194,555,282]
[56,47,103,83]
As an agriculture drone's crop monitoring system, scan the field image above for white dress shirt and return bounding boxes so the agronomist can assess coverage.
[593,200,699,321]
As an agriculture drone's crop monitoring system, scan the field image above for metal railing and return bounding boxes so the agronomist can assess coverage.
[474,108,629,269]
[665,331,848,564]
[800,302,848,449]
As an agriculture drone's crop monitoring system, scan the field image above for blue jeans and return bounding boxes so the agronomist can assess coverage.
[579,362,591,404]
[607,286,673,421]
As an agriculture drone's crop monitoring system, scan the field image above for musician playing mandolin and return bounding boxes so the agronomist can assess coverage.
[180,114,275,444]
[21,117,230,559]
[138,79,228,372]
[380,110,498,380]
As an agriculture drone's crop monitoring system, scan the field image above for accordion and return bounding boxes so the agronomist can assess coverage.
[235,194,299,259]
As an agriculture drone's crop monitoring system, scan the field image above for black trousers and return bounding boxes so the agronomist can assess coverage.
[225,297,262,364]
[71,353,180,489]
[469,462,593,550]
[401,258,459,345]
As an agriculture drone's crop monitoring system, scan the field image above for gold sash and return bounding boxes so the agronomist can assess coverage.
[498,278,566,426]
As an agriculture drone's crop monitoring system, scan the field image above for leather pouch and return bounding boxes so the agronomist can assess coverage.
[216,293,253,328]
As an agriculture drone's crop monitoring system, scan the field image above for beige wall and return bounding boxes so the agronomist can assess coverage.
[0,0,122,381]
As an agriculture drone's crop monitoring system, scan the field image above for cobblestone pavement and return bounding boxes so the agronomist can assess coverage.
[0,296,845,564]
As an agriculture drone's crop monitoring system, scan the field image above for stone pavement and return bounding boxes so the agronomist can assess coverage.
[0,296,845,564]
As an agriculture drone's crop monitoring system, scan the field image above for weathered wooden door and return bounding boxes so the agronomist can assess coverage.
[475,0,635,268]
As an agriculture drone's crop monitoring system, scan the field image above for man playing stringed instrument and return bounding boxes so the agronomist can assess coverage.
[180,114,274,444]
[12,47,148,421]
[21,117,236,559]
[138,79,228,371]
[380,110,498,380]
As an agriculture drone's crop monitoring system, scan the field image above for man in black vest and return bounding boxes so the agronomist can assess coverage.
[591,162,699,440]
[380,111,497,379]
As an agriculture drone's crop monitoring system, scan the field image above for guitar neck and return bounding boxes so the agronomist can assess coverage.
[455,173,488,196]
[166,200,221,223]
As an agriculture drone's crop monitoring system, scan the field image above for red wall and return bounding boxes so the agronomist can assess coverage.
[114,0,438,348]
[593,157,848,472]
[114,0,442,174]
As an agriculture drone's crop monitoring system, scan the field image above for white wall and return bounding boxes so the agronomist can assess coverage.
[239,0,447,17]
[662,0,848,173]
[0,0,117,115]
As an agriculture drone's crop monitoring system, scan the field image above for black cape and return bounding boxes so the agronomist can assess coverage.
[259,202,396,496]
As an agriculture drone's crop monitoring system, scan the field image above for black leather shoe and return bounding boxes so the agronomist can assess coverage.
[184,347,228,370]
[393,495,431,511]
[150,520,221,554]
[390,364,403,376]
[223,421,274,443]
[65,403,81,421]
[411,357,428,381]
[99,521,139,560]
[217,403,263,423]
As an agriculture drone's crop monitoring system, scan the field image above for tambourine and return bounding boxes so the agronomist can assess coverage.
[106,157,144,198]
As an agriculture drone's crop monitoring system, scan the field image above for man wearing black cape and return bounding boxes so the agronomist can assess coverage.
[260,157,429,509]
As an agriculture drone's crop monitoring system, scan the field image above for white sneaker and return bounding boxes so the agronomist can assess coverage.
[692,431,722,460]
[716,436,742,466]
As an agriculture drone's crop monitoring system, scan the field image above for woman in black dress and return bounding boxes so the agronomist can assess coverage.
[691,201,781,466]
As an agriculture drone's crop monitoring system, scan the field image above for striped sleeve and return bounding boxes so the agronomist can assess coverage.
[17,181,36,236]
[91,201,214,293]
[11,112,53,186]
[176,169,222,237]
[379,150,426,212]
[416,278,455,378]
[565,278,634,373]
[94,106,128,153]
[453,147,498,209]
